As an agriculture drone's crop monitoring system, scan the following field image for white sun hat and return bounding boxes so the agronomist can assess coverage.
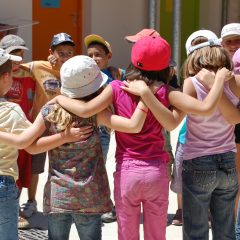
[60,55,108,98]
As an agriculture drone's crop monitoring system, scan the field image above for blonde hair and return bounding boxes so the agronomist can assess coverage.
[45,104,72,131]
[183,38,232,78]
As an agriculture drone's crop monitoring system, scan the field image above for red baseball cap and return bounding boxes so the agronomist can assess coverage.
[125,29,160,43]
[131,36,171,71]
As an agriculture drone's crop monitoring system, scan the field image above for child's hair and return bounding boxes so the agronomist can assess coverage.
[10,49,23,55]
[50,42,75,52]
[88,41,110,55]
[46,90,102,131]
[0,60,12,76]
[183,37,233,78]
[125,62,170,85]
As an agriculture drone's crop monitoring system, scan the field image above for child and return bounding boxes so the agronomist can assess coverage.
[170,118,186,226]
[123,35,238,239]
[221,23,240,219]
[221,23,240,58]
[20,32,77,219]
[0,48,84,240]
[84,34,125,160]
[49,36,231,240]
[125,29,180,186]
[84,34,125,223]
[85,34,125,84]
[171,30,219,227]
[233,48,240,240]
[0,55,148,240]
[0,34,35,228]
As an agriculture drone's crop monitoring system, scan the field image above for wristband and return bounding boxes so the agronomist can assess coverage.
[137,107,148,114]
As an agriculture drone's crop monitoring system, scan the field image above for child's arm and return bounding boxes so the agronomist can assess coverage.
[25,125,93,154]
[0,113,46,149]
[97,100,148,133]
[0,113,93,153]
[121,80,185,131]
[196,69,240,124]
[51,85,113,118]
[178,67,232,115]
[121,68,232,131]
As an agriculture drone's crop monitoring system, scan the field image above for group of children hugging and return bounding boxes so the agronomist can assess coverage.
[0,22,240,240]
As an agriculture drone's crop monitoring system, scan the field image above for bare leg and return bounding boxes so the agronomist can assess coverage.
[28,174,39,201]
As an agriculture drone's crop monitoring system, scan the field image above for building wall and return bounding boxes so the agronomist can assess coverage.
[82,0,148,69]
[0,0,32,62]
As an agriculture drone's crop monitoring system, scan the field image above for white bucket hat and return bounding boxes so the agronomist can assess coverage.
[60,55,108,98]
[0,48,22,66]
[185,30,220,55]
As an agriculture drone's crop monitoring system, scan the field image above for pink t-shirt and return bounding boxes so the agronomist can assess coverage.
[110,80,170,163]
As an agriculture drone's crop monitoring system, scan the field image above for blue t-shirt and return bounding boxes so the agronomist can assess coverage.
[178,117,187,144]
[102,68,125,84]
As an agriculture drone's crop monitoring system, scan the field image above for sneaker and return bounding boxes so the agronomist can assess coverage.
[172,209,182,226]
[18,216,30,229]
[101,206,117,223]
[20,200,37,218]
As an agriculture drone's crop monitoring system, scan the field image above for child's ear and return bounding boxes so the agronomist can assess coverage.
[49,49,53,55]
[107,52,112,60]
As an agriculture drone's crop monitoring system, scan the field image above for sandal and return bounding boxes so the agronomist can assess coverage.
[18,216,30,229]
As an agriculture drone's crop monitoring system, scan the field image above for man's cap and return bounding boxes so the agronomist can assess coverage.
[185,30,220,55]
[221,23,240,40]
[131,36,171,71]
[51,33,75,47]
[233,48,240,75]
[125,28,160,43]
[0,34,28,53]
[0,48,22,66]
[60,55,108,98]
[84,34,112,53]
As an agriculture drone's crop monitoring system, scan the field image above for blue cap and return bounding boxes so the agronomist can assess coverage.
[51,33,75,47]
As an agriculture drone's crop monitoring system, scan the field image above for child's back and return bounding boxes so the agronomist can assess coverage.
[183,76,238,159]
[41,103,112,214]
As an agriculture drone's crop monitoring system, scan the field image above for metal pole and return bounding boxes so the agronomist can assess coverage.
[149,0,157,29]
[172,0,181,79]
[221,0,228,26]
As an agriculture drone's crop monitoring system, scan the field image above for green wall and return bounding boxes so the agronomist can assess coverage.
[159,0,200,66]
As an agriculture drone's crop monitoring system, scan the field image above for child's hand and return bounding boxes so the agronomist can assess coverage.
[121,80,149,96]
[48,54,58,67]
[216,67,233,82]
[62,124,93,143]
[196,68,215,90]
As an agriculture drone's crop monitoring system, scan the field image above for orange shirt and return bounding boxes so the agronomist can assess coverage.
[21,61,61,120]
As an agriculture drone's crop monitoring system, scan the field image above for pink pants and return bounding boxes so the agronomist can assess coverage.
[114,159,169,240]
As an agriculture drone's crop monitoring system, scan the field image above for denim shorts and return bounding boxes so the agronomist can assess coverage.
[170,142,184,193]
[182,152,238,240]
[32,151,46,174]
[99,126,110,163]
[0,176,20,240]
